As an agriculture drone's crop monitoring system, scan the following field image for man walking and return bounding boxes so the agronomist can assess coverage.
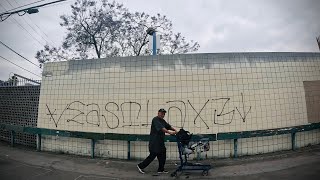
[137,108,178,174]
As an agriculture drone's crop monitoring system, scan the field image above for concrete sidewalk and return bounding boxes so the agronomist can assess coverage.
[0,141,320,179]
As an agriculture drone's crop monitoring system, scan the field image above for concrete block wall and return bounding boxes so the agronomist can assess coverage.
[0,86,40,147]
[37,52,320,159]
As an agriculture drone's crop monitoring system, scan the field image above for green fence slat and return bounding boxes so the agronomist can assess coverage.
[1,122,319,141]
[217,123,320,140]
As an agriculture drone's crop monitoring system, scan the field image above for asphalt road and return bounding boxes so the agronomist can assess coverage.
[1,142,320,180]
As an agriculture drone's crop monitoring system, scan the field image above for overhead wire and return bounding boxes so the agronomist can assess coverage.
[4,0,46,46]
[0,55,41,78]
[2,0,69,13]
[11,0,57,47]
[0,0,45,14]
[39,0,72,10]
[0,40,41,68]
[0,3,46,47]
[1,0,71,48]
[0,0,71,79]
[0,0,72,80]
[24,14,58,47]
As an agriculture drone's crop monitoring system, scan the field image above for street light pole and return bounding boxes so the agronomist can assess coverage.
[146,27,157,55]
[152,31,157,55]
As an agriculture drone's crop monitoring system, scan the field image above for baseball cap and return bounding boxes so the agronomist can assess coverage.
[158,108,167,113]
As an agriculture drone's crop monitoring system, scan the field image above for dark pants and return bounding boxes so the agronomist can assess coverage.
[138,150,166,171]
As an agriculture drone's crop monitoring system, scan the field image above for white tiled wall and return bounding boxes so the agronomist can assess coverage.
[41,135,91,156]
[38,53,320,159]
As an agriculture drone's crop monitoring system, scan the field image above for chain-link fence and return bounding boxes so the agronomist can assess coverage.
[1,53,320,160]
[0,74,41,87]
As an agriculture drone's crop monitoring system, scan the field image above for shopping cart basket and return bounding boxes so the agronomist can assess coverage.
[171,129,212,177]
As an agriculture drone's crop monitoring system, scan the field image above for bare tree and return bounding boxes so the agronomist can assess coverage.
[36,0,200,67]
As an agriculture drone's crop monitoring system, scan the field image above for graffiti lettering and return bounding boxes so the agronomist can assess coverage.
[212,98,235,125]
[167,106,183,128]
[86,103,101,127]
[104,102,120,129]
[46,104,68,128]
[236,93,252,122]
[44,93,252,129]
[141,100,151,126]
[66,101,85,125]
[166,100,186,128]
[120,102,141,127]
[188,99,210,129]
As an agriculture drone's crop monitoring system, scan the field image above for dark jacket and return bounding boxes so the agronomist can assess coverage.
[148,116,172,153]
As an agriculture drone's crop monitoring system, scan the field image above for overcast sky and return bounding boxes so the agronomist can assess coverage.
[0,0,319,81]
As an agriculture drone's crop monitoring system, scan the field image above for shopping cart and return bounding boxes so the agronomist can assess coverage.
[171,129,212,177]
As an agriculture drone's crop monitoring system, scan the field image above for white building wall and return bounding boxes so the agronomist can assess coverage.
[37,53,320,159]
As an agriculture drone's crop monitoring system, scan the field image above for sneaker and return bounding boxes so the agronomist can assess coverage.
[157,170,169,174]
[137,165,145,174]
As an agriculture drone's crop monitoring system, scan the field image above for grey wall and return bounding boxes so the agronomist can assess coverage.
[0,86,40,147]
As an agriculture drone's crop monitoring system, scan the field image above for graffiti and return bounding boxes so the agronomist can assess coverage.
[120,102,141,127]
[166,100,186,128]
[212,98,235,125]
[167,106,183,128]
[236,93,251,122]
[46,104,68,128]
[188,99,210,129]
[86,103,101,127]
[66,101,85,125]
[45,93,252,129]
[47,101,103,127]
[104,102,120,129]
[141,100,151,127]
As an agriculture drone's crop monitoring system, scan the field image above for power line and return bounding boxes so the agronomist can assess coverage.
[11,0,56,47]
[0,0,67,20]
[39,0,71,9]
[0,3,45,47]
[0,40,40,68]
[25,14,58,47]
[12,17,46,46]
[0,4,11,22]
[0,55,41,78]
[0,0,69,47]
[1,0,67,48]
[0,0,45,14]
[5,0,48,46]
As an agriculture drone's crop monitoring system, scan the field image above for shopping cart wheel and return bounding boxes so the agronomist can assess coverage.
[202,170,209,176]
[171,172,177,177]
